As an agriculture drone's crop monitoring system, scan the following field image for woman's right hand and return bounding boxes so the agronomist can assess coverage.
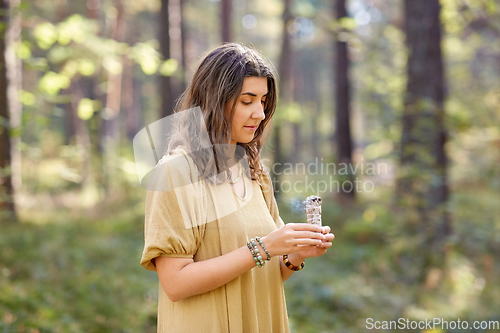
[261,223,325,258]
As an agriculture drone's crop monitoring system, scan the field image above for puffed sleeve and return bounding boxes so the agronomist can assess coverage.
[140,149,207,272]
[259,171,285,229]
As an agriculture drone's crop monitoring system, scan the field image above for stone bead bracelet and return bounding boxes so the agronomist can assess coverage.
[247,241,265,267]
[255,236,271,261]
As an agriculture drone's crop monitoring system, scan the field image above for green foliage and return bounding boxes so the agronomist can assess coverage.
[0,209,157,332]
[279,184,499,332]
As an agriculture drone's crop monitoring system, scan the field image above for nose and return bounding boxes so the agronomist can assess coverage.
[253,103,265,121]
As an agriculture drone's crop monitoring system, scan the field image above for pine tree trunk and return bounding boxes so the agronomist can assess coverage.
[397,0,450,281]
[6,0,21,200]
[169,0,185,111]
[273,0,293,200]
[221,0,232,42]
[102,0,125,190]
[160,0,174,118]
[0,0,17,222]
[334,0,355,198]
[179,0,187,94]
[70,81,93,191]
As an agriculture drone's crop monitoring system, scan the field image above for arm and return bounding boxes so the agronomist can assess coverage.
[156,245,257,303]
[156,223,327,302]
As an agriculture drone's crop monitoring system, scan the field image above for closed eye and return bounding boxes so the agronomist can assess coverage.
[242,100,266,105]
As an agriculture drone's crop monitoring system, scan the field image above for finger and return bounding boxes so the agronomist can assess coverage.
[318,242,332,249]
[293,238,324,246]
[321,226,331,234]
[286,223,322,233]
[323,233,335,241]
[294,244,322,252]
[294,231,325,240]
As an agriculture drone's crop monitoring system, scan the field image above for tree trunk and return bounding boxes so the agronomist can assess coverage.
[55,1,75,145]
[179,0,187,94]
[126,74,142,141]
[272,0,293,200]
[221,0,232,42]
[160,0,174,118]
[86,0,100,20]
[0,0,17,222]
[6,0,21,199]
[169,0,185,111]
[102,0,125,191]
[397,0,450,281]
[291,54,301,164]
[309,53,321,158]
[334,0,355,198]
[70,80,93,190]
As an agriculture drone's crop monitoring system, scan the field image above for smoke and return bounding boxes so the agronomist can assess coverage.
[288,198,306,220]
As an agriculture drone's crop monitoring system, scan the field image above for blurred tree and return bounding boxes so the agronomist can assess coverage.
[397,0,451,281]
[333,0,355,199]
[102,0,125,191]
[221,0,232,42]
[5,0,20,193]
[160,0,174,117]
[291,62,301,164]
[169,0,187,108]
[0,0,17,222]
[56,1,76,145]
[273,0,293,200]
[179,0,187,93]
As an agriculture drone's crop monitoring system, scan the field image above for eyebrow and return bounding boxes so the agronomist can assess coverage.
[241,92,268,97]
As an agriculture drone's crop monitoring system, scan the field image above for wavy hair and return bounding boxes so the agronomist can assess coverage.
[167,43,277,185]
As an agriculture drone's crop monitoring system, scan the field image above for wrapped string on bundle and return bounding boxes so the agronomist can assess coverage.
[305,195,322,226]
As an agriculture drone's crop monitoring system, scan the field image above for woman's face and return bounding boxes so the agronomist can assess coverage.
[226,76,268,145]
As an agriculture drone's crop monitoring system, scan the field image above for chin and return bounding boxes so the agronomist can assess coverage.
[240,136,255,144]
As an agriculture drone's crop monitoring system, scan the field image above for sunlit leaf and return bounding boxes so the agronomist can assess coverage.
[47,45,73,64]
[129,42,161,75]
[159,58,178,76]
[103,56,123,75]
[61,60,78,79]
[38,71,71,95]
[57,14,89,45]
[77,98,95,120]
[78,59,96,76]
[18,90,36,106]
[140,61,158,75]
[33,22,58,50]
[339,17,357,30]
[15,41,32,59]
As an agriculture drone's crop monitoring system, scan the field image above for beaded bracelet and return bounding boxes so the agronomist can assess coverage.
[247,241,265,267]
[283,254,305,271]
[254,236,271,261]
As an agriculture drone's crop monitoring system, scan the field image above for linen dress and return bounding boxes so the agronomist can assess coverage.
[140,147,290,333]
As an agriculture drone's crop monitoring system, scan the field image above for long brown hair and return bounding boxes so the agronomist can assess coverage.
[167,43,278,185]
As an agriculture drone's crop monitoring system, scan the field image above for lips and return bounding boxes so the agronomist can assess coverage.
[244,126,257,131]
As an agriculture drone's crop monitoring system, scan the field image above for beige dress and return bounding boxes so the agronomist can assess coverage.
[140,148,290,333]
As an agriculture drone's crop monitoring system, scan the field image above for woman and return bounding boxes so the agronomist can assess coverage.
[140,43,335,333]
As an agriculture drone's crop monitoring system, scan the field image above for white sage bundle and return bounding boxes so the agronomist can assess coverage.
[305,195,322,226]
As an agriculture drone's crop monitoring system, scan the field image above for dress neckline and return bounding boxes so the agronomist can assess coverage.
[229,174,248,201]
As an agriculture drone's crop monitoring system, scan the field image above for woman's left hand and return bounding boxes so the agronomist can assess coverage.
[295,225,334,259]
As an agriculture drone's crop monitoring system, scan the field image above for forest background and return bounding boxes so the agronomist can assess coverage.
[0,0,499,332]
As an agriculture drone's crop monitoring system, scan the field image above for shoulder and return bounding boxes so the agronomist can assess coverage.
[152,147,200,190]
